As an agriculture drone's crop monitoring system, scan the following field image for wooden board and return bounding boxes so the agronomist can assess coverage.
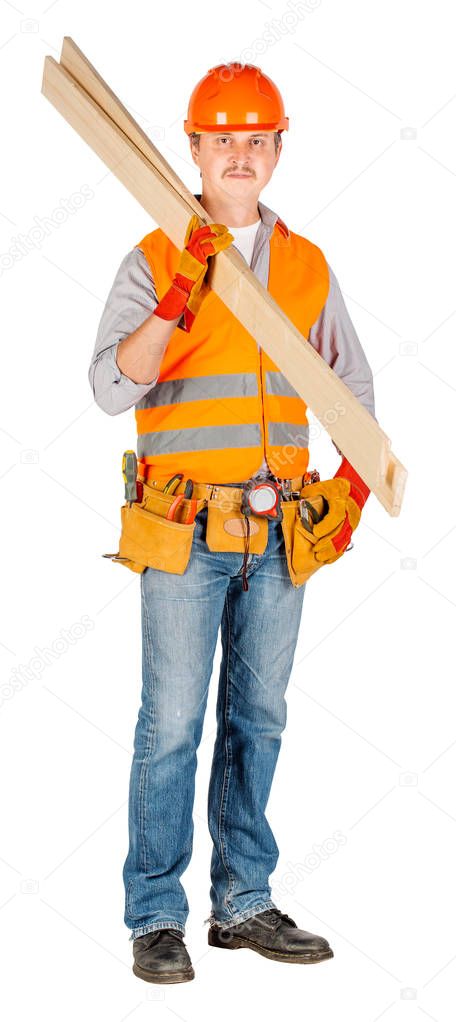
[42,40,407,515]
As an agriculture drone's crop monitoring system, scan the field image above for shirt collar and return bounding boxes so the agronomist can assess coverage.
[257,198,290,239]
[193,194,290,240]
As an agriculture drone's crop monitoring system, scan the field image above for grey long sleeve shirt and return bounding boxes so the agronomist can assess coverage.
[88,194,376,473]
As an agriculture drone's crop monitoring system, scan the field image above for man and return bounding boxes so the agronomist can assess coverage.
[89,62,375,984]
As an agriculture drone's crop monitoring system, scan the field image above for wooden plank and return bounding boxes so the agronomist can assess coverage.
[60,37,204,216]
[42,46,407,515]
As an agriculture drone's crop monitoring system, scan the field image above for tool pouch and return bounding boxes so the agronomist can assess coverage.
[102,481,206,575]
[205,498,268,554]
[280,495,327,588]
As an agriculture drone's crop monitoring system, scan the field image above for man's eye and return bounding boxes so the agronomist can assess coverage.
[217,137,264,144]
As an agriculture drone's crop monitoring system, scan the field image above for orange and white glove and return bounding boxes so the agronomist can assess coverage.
[304,456,371,565]
[153,214,234,333]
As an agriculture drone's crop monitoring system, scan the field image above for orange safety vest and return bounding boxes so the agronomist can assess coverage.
[135,218,330,483]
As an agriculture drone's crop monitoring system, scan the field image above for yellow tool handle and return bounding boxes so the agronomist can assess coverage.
[122,450,138,503]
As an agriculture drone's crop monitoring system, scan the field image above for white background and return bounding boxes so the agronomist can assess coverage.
[1,0,455,1017]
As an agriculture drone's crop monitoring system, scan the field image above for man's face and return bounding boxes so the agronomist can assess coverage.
[190,130,281,200]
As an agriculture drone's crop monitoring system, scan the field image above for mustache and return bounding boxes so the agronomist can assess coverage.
[224,169,255,176]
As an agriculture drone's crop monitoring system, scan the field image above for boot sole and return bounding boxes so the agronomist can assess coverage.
[133,962,195,983]
[208,928,334,964]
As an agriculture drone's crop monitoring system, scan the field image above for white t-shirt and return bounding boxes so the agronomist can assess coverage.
[227,218,261,266]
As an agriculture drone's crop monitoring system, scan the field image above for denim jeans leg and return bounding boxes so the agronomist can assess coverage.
[123,511,230,940]
[206,518,306,928]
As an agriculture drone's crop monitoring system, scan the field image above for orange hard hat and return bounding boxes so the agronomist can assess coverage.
[184,63,289,135]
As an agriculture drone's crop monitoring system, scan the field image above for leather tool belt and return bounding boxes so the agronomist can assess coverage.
[102,465,327,589]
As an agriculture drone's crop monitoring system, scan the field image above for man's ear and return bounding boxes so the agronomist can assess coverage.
[189,137,200,165]
[191,144,202,178]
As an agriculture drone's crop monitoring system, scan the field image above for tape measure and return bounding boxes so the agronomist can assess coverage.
[241,480,283,521]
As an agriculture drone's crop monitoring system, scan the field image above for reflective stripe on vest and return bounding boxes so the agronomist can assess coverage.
[135,221,329,483]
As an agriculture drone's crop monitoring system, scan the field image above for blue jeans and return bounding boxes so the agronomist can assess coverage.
[123,504,306,940]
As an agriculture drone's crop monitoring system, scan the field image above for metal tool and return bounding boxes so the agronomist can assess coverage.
[122,450,138,505]
[299,496,329,533]
[165,478,198,524]
[280,478,293,500]
[163,473,184,494]
[302,469,321,486]
[271,473,320,502]
[296,468,324,528]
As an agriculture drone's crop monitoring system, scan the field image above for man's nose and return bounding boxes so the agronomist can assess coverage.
[229,154,251,167]
[229,142,251,159]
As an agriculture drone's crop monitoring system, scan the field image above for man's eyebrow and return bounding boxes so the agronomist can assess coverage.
[214,132,269,138]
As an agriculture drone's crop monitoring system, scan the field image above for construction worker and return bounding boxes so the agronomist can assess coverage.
[89,62,376,984]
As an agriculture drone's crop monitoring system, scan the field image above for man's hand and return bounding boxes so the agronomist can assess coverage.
[153,214,234,332]
[305,456,371,565]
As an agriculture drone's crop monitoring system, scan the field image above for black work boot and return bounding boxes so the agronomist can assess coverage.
[208,907,334,964]
[132,927,195,983]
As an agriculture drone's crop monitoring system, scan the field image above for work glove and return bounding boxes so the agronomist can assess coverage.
[301,456,371,565]
[153,213,234,332]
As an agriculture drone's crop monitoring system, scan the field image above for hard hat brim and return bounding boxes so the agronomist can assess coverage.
[184,119,289,134]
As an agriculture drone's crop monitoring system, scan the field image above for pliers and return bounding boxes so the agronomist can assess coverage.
[165,478,198,524]
[299,496,329,533]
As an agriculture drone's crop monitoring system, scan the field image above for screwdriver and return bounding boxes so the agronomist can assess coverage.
[122,450,138,505]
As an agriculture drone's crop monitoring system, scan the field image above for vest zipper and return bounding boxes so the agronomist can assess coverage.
[258,345,267,461]
[239,343,266,594]
[249,238,268,465]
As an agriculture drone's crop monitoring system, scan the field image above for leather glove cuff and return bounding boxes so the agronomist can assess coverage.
[334,455,370,510]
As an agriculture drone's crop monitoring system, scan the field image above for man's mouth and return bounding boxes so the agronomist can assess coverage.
[226,172,253,178]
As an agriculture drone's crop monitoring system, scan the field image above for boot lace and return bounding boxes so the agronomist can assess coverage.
[260,908,297,929]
